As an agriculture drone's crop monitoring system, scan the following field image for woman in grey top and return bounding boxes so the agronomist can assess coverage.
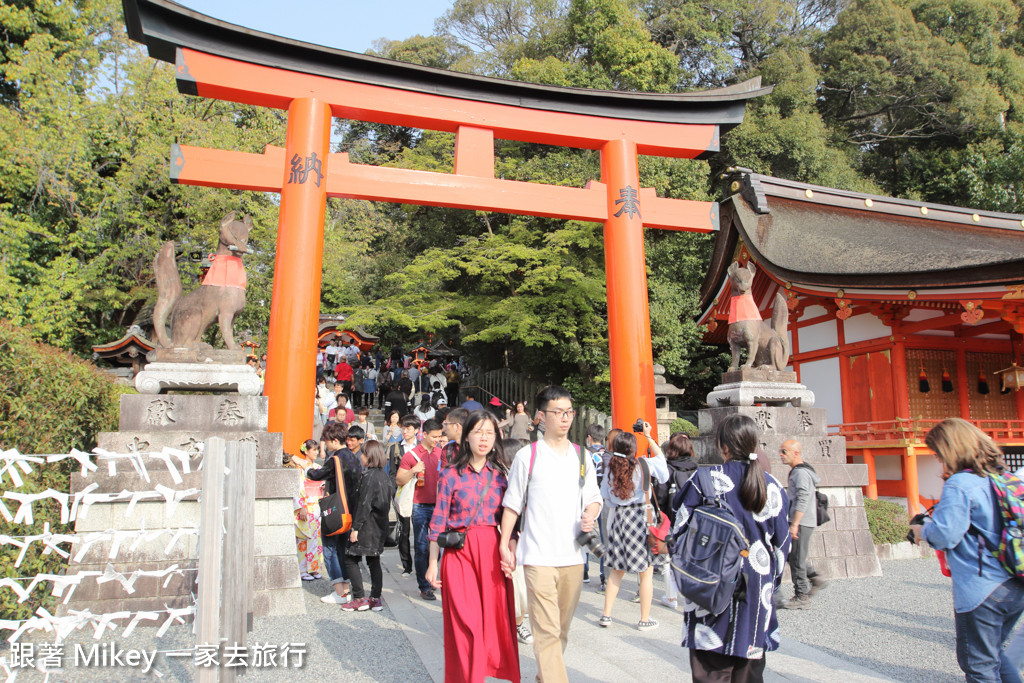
[501,401,533,440]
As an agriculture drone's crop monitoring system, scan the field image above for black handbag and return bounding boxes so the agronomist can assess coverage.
[436,470,493,550]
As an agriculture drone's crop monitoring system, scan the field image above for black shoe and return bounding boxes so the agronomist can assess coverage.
[420,590,436,601]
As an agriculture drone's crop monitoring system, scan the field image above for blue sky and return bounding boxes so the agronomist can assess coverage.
[176,1,456,53]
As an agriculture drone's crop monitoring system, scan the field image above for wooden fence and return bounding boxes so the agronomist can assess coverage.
[465,368,612,444]
[197,438,256,683]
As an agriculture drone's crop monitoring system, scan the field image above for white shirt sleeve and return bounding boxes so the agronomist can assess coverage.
[502,445,531,514]
[647,453,669,483]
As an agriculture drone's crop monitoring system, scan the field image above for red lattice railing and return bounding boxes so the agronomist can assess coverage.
[832,419,1024,446]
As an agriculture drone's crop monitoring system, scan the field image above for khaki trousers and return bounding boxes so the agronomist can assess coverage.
[524,564,584,683]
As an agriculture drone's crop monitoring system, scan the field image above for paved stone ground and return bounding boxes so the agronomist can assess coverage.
[16,551,1023,681]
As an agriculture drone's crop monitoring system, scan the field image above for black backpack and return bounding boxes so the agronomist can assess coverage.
[670,467,749,616]
[793,463,830,526]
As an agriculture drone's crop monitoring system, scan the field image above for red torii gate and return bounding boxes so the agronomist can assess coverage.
[126,0,768,454]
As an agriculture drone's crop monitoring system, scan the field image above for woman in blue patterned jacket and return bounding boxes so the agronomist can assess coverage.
[673,414,791,683]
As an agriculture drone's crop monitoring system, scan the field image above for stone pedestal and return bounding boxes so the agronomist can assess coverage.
[62,394,305,620]
[695,384,882,581]
[135,362,261,395]
[707,381,815,408]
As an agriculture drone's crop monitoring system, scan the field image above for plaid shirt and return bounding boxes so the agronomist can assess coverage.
[427,463,507,541]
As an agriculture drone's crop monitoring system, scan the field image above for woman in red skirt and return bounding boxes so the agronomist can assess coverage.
[426,410,520,683]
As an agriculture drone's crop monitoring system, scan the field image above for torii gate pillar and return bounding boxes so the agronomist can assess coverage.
[264,98,331,447]
[123,0,770,455]
[602,139,658,442]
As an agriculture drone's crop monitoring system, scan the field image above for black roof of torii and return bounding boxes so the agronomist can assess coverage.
[123,0,771,129]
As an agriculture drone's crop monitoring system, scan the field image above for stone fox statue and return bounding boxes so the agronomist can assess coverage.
[152,212,252,350]
[726,261,790,371]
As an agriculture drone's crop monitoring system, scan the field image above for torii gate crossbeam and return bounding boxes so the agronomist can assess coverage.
[125,0,769,454]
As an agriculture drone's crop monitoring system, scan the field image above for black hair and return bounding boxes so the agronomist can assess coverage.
[586,423,606,443]
[347,425,365,441]
[446,406,470,427]
[400,413,420,429]
[450,410,506,474]
[715,414,767,512]
[322,421,348,444]
[421,418,443,434]
[536,385,572,412]
[419,394,433,409]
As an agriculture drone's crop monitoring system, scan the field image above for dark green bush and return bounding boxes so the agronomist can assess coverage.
[0,320,131,619]
[864,497,911,546]
[669,418,699,437]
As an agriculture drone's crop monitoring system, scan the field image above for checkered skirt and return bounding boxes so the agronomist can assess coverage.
[604,503,653,573]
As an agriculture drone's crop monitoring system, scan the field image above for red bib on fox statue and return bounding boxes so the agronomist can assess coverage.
[202,254,247,289]
[728,291,759,324]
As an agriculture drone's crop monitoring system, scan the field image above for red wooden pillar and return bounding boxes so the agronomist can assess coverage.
[891,342,910,420]
[904,445,921,514]
[601,139,658,451]
[956,347,971,419]
[863,448,878,500]
[264,97,332,454]
[1013,332,1024,419]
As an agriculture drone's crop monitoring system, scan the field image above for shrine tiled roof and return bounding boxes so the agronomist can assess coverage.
[699,172,1024,314]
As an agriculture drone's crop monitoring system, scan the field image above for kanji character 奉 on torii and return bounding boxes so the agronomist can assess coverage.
[123,0,769,453]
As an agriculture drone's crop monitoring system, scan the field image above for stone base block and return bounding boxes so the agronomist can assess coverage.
[135,362,261,395]
[96,430,283,470]
[146,348,248,365]
[255,587,306,617]
[119,394,269,432]
[720,368,798,384]
[707,381,815,408]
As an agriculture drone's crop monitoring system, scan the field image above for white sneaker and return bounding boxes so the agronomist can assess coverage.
[637,619,659,632]
[321,592,351,605]
[516,622,533,644]
[660,596,678,609]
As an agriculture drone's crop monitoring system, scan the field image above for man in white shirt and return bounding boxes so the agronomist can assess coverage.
[500,386,601,683]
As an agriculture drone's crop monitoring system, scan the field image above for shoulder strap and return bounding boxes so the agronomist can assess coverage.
[332,454,351,515]
[521,441,539,512]
[695,467,718,506]
[574,443,585,489]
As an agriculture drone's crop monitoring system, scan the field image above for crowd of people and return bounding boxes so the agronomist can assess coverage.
[286,359,1024,683]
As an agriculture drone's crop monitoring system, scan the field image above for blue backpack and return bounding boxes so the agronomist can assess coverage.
[670,467,750,615]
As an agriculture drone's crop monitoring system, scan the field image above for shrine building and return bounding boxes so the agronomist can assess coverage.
[698,171,1024,512]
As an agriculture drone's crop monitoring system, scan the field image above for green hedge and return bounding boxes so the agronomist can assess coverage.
[0,320,131,620]
[669,418,699,437]
[864,497,911,546]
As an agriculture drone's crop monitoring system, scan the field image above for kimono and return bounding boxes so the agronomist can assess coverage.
[674,461,791,659]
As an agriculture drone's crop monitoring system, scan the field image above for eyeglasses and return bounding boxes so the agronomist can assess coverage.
[543,409,576,420]
[469,430,496,438]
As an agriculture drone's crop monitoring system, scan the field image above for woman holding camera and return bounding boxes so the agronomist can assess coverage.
[910,418,1024,682]
[598,429,665,631]
[674,414,791,683]
[426,410,519,683]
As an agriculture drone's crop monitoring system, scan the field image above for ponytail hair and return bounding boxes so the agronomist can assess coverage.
[715,414,767,512]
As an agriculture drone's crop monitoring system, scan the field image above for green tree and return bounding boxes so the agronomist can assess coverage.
[818,0,1021,201]
[0,0,285,352]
